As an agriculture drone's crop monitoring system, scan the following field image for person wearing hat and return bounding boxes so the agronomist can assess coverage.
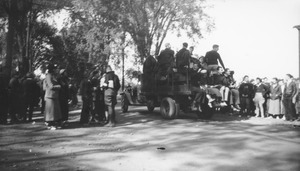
[58,69,69,125]
[101,65,120,127]
[44,64,62,130]
[21,72,39,122]
[282,74,297,121]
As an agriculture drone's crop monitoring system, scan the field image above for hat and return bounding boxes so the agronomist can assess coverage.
[59,69,66,75]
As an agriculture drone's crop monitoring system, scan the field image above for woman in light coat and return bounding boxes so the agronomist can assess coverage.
[267,78,282,118]
[44,64,61,130]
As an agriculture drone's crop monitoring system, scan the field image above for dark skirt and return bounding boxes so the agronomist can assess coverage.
[45,98,62,122]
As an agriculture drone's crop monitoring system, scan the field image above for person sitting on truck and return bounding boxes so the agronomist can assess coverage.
[175,42,191,73]
[224,69,241,111]
[208,66,228,106]
[157,43,175,80]
[190,63,206,111]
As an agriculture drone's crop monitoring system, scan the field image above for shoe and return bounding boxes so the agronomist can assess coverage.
[50,126,57,130]
[105,122,115,127]
[234,105,241,110]
[220,102,227,107]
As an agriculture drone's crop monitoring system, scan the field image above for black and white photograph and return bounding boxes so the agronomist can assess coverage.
[0,0,300,170]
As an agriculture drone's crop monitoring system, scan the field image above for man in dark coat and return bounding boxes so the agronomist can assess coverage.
[79,72,93,124]
[101,65,120,127]
[143,55,157,91]
[190,63,206,110]
[239,75,255,115]
[8,72,22,123]
[205,44,225,74]
[22,73,39,122]
[90,70,101,122]
[0,72,8,124]
[157,43,174,79]
[175,42,191,72]
[58,69,69,124]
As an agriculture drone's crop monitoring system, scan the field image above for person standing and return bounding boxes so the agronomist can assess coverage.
[253,78,268,118]
[58,69,69,125]
[204,44,225,74]
[8,72,22,124]
[90,70,101,122]
[22,72,38,122]
[101,65,120,127]
[44,64,62,130]
[0,72,8,124]
[157,43,175,80]
[282,74,297,121]
[142,54,157,92]
[267,78,282,118]
[239,75,255,116]
[175,42,191,72]
[79,71,93,125]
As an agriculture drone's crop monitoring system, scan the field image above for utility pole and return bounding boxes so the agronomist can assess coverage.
[294,25,300,78]
[121,31,126,90]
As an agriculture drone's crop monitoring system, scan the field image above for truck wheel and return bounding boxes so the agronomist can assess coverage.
[160,97,176,119]
[197,104,214,119]
[121,94,129,113]
[147,99,155,112]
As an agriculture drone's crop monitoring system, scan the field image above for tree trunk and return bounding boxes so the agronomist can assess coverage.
[3,0,17,81]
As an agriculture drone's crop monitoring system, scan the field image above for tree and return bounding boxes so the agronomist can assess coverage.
[111,0,214,63]
[0,0,71,79]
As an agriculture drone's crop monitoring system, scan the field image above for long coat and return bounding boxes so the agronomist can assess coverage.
[268,84,282,115]
[44,73,61,122]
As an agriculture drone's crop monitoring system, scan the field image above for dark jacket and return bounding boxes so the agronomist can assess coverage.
[204,50,225,68]
[143,55,157,75]
[0,73,8,105]
[79,78,93,101]
[190,69,201,87]
[175,48,190,68]
[254,83,269,96]
[239,82,255,98]
[22,77,38,100]
[210,73,229,86]
[157,48,174,65]
[283,81,297,98]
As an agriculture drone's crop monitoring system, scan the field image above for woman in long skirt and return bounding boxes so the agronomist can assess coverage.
[44,64,61,130]
[268,78,282,118]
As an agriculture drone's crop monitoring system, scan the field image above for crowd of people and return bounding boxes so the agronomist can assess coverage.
[0,43,299,129]
[0,64,120,129]
[144,42,300,121]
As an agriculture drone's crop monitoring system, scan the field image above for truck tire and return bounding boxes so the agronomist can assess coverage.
[147,99,155,112]
[160,97,176,119]
[121,94,129,113]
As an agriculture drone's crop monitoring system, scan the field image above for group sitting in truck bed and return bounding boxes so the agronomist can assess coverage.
[143,42,241,112]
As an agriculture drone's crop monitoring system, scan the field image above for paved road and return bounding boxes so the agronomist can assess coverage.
[0,105,300,171]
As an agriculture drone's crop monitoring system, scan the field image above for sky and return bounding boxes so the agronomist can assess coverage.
[166,0,300,80]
